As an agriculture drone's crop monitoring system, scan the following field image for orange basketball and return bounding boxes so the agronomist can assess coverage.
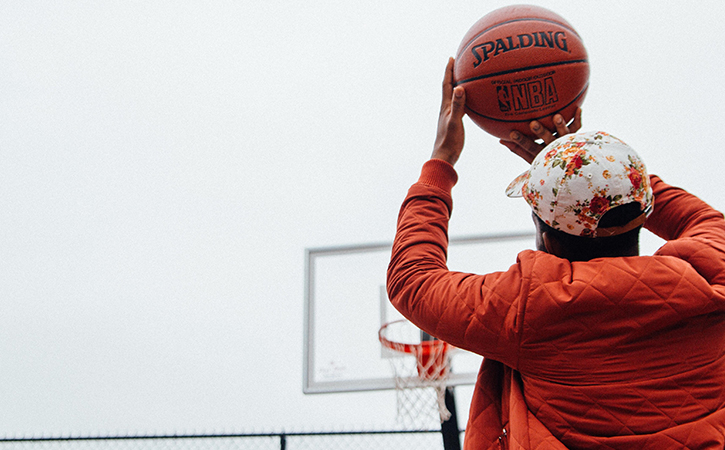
[453,5,589,140]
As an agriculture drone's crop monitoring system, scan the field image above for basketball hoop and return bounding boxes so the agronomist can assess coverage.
[378,320,452,427]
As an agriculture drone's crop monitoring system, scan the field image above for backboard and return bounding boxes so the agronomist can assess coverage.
[303,231,536,394]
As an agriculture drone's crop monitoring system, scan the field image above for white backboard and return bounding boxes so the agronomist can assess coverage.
[303,232,536,394]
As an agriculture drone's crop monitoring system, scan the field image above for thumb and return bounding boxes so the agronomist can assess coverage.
[450,86,466,119]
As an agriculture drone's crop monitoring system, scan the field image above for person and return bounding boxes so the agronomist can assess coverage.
[386,57,725,449]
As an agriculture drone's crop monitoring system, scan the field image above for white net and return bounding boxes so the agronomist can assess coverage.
[378,320,452,429]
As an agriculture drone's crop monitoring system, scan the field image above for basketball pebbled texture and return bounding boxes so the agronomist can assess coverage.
[453,5,589,140]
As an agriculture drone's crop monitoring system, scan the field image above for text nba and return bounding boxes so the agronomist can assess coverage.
[497,77,558,113]
[471,31,569,67]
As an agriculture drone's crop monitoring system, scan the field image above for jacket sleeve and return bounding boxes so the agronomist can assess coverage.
[645,175,725,285]
[645,175,725,241]
[386,159,525,367]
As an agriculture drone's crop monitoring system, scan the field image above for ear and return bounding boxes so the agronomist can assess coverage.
[542,231,564,258]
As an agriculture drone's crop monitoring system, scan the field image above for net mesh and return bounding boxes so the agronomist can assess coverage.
[378,320,452,429]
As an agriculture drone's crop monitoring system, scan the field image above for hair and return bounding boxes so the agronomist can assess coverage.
[535,202,643,262]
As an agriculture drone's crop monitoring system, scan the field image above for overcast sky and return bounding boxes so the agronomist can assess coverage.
[1,0,724,437]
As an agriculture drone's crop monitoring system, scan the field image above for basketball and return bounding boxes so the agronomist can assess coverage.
[453,5,589,140]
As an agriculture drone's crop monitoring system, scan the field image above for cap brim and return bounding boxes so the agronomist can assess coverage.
[505,171,529,198]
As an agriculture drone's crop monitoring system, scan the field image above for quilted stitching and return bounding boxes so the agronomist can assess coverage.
[388,171,725,449]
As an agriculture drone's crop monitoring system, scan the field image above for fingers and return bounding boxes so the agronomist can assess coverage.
[431,60,466,166]
[530,120,556,145]
[553,114,569,138]
[502,108,584,165]
[440,57,455,113]
[500,139,536,164]
[450,86,466,120]
[531,108,584,145]
[504,131,543,164]
[509,131,540,153]
[568,107,583,132]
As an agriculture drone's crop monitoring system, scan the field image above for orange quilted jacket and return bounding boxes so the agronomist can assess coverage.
[387,159,725,449]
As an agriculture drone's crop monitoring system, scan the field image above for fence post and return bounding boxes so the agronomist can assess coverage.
[441,387,461,450]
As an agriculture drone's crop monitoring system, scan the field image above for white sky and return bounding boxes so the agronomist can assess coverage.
[1,0,724,437]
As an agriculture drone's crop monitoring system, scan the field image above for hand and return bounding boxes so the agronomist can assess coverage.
[431,58,466,166]
[499,108,583,164]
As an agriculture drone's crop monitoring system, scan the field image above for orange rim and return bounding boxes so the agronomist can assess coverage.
[378,320,449,355]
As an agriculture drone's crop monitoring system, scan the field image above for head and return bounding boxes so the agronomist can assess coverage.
[506,131,653,262]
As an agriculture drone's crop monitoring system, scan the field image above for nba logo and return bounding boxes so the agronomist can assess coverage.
[497,85,511,112]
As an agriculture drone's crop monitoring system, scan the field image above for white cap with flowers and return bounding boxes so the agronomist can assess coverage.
[506,131,653,238]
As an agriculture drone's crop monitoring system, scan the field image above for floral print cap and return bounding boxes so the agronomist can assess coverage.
[505,131,653,238]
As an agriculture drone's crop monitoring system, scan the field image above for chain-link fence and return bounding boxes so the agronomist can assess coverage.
[0,430,464,450]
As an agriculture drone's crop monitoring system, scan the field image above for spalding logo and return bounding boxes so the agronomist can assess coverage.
[471,31,569,68]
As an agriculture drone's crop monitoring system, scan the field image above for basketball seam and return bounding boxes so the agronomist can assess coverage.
[464,83,589,124]
[455,17,582,60]
[454,59,588,86]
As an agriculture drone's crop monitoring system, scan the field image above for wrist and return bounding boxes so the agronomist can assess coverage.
[431,147,460,166]
[419,159,458,191]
